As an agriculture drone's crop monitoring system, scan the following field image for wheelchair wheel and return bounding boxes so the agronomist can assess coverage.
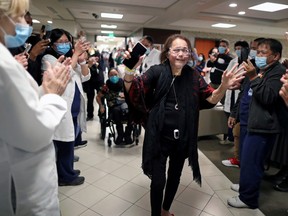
[99,111,106,140]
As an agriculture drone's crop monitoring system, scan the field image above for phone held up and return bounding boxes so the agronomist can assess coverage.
[122,41,147,70]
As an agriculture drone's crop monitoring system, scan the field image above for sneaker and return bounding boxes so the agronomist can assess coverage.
[227,196,250,208]
[219,139,234,145]
[74,140,88,149]
[58,176,85,186]
[231,184,239,192]
[222,158,240,167]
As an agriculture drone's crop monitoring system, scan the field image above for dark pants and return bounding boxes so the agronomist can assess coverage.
[150,138,186,216]
[110,105,133,138]
[239,132,276,208]
[83,81,102,118]
[239,125,247,161]
[54,117,80,182]
[54,140,77,182]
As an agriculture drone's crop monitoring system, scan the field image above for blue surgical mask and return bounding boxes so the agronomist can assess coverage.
[235,50,241,58]
[109,75,119,84]
[249,50,257,59]
[55,42,71,55]
[198,56,203,62]
[255,56,267,69]
[218,46,226,54]
[145,48,151,55]
[0,16,32,48]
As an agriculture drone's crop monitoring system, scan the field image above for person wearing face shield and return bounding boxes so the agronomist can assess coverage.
[0,0,71,215]
[96,68,134,145]
[139,35,161,74]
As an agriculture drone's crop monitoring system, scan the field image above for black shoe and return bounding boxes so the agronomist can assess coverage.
[125,136,133,144]
[115,136,124,145]
[274,177,288,192]
[74,169,81,175]
[74,140,88,149]
[58,176,85,186]
[86,116,93,121]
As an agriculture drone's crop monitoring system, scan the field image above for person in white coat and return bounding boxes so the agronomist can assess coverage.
[41,28,91,186]
[139,35,161,74]
[0,0,71,215]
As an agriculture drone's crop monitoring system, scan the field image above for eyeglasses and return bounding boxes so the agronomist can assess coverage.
[169,48,191,56]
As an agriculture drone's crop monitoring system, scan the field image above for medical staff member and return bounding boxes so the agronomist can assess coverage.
[0,0,70,215]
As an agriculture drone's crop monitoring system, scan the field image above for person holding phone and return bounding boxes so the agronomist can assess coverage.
[123,34,245,216]
[0,0,71,215]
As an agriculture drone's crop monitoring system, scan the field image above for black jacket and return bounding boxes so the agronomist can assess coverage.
[248,62,286,133]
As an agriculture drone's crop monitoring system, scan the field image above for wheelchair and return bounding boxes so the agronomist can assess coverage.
[99,102,141,147]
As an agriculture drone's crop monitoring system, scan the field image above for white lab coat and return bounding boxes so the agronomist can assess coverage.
[0,43,67,215]
[140,48,161,74]
[42,54,90,141]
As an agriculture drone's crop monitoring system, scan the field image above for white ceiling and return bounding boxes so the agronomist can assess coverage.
[30,0,288,38]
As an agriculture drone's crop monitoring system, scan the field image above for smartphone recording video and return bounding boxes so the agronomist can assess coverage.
[122,42,147,69]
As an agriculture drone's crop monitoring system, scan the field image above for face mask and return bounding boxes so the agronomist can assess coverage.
[55,42,71,55]
[249,50,257,59]
[0,16,32,48]
[145,48,151,55]
[109,75,119,84]
[235,50,241,58]
[187,60,196,67]
[218,46,226,54]
[198,56,203,61]
[255,56,267,69]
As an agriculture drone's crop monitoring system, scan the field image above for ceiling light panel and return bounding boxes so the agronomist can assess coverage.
[101,24,117,29]
[249,2,288,12]
[101,13,123,19]
[211,23,236,28]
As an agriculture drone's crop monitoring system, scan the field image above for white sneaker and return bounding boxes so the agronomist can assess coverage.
[219,139,234,145]
[221,158,240,167]
[231,184,239,192]
[227,196,249,208]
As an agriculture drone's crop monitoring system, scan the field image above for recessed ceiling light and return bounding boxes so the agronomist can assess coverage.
[101,24,117,29]
[47,20,53,24]
[249,2,288,12]
[32,19,40,23]
[229,3,237,7]
[211,23,236,28]
[238,11,246,15]
[101,13,123,19]
[101,30,114,34]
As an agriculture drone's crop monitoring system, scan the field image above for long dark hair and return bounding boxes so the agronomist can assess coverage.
[160,34,193,63]
[46,28,73,58]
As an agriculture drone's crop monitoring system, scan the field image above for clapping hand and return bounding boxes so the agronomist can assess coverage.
[42,58,71,96]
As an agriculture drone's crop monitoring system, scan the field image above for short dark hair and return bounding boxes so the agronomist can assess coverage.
[220,38,230,46]
[258,38,282,58]
[142,35,154,44]
[234,40,249,49]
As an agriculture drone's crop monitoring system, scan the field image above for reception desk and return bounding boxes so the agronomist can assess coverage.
[198,105,228,137]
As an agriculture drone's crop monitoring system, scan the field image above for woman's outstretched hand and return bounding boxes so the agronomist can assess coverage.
[221,63,246,90]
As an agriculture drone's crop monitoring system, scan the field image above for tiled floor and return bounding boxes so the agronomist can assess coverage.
[59,118,266,216]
